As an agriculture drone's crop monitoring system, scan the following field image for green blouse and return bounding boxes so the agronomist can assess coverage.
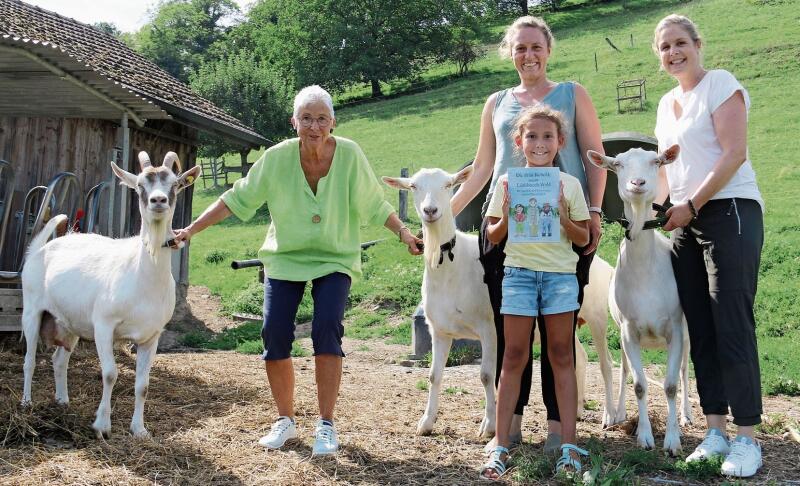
[221,136,394,282]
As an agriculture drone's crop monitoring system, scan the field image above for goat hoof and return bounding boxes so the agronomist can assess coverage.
[680,415,692,427]
[602,409,616,428]
[478,418,495,439]
[131,428,151,440]
[20,399,32,408]
[416,417,434,436]
[94,429,111,440]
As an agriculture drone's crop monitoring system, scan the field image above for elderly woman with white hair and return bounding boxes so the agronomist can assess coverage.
[174,85,421,456]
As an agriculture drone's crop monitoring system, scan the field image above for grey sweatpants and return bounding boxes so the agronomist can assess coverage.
[671,197,763,426]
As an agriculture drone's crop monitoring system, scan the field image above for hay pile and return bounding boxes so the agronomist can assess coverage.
[1,335,798,485]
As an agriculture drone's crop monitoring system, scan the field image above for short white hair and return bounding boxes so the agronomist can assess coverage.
[293,85,335,120]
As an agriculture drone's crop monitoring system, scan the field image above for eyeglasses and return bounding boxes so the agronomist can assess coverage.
[299,115,332,128]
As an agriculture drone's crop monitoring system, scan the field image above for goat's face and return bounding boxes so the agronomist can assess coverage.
[587,145,679,205]
[382,166,473,224]
[111,151,200,224]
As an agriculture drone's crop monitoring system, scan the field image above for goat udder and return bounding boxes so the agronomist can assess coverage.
[40,312,73,351]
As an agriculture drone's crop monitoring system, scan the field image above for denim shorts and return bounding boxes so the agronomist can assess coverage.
[500,266,579,317]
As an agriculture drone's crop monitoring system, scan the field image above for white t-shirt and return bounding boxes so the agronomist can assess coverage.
[655,69,763,210]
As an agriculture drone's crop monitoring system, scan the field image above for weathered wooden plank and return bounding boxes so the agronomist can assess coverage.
[0,314,22,332]
[0,290,23,311]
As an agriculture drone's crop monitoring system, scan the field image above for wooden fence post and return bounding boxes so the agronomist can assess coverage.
[594,52,598,72]
[399,167,409,222]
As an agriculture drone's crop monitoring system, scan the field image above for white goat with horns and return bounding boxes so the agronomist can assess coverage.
[383,166,615,437]
[587,145,692,455]
[20,151,199,439]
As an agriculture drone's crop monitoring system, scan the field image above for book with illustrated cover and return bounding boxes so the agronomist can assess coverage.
[507,167,560,243]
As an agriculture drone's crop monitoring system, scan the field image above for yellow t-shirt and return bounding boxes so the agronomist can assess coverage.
[486,171,589,273]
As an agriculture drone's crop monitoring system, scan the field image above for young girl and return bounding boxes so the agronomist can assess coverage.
[480,106,590,480]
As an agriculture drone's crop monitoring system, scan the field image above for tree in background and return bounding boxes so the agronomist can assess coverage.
[244,0,487,97]
[136,0,240,83]
[494,0,529,15]
[190,53,293,166]
[92,22,122,37]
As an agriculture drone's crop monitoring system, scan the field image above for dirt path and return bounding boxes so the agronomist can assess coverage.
[1,288,798,485]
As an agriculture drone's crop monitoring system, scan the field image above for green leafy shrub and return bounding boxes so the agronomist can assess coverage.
[205,249,230,264]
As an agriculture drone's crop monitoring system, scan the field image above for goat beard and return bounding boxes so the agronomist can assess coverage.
[626,201,649,241]
[141,215,169,263]
[422,221,442,269]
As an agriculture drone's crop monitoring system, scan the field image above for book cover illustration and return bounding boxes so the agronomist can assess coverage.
[507,167,560,243]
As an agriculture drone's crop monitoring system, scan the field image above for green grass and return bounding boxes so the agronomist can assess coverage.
[180,321,309,357]
[187,0,800,393]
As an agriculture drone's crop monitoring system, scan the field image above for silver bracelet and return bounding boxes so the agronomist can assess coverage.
[588,206,603,216]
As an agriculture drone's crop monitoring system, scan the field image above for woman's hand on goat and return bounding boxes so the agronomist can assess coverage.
[171,227,193,247]
[400,228,424,256]
[663,203,694,231]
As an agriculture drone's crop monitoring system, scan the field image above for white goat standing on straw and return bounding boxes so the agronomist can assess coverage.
[587,145,692,455]
[20,151,199,439]
[384,166,616,437]
[385,166,497,438]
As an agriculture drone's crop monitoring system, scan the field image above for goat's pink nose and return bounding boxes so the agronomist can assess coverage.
[423,206,438,216]
[630,178,646,187]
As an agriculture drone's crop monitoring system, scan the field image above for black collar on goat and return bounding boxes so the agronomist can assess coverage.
[416,230,457,266]
[615,202,673,240]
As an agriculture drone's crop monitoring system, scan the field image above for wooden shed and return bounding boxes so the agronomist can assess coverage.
[0,0,270,330]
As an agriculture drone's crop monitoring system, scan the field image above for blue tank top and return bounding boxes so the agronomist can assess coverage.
[484,83,588,211]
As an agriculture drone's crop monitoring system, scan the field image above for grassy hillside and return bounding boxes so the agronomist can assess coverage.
[188,0,800,394]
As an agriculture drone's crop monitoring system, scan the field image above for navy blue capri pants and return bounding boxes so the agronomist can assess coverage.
[261,272,351,360]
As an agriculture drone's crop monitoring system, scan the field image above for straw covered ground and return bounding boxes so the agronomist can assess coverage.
[1,294,799,485]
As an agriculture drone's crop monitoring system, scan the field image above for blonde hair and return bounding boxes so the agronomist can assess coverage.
[652,14,703,54]
[512,104,568,142]
[498,16,554,58]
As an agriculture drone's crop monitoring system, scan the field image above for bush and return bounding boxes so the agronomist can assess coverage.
[767,377,800,396]
[205,249,230,264]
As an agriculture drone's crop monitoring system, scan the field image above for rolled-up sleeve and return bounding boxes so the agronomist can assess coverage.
[352,144,394,226]
[220,152,269,222]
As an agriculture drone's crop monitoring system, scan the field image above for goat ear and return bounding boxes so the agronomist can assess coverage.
[177,166,201,191]
[382,176,412,190]
[586,150,617,171]
[658,144,680,166]
[452,165,473,186]
[110,161,138,189]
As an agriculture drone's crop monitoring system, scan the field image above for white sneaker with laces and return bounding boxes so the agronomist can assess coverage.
[686,428,729,463]
[721,436,762,478]
[312,420,339,456]
[258,416,297,449]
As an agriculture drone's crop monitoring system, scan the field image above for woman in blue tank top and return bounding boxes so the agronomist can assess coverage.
[449,16,606,478]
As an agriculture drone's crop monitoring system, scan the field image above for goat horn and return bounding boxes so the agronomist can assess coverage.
[163,151,181,172]
[138,152,152,170]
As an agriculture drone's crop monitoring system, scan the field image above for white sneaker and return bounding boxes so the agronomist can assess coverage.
[312,420,338,456]
[258,416,297,449]
[721,436,762,478]
[686,428,729,463]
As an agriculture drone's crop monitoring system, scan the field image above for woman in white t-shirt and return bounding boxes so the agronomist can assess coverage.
[653,15,764,479]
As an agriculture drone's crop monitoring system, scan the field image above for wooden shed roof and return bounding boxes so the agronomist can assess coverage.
[0,0,270,148]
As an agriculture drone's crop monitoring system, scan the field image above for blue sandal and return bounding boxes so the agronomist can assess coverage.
[480,446,510,480]
[556,443,589,475]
